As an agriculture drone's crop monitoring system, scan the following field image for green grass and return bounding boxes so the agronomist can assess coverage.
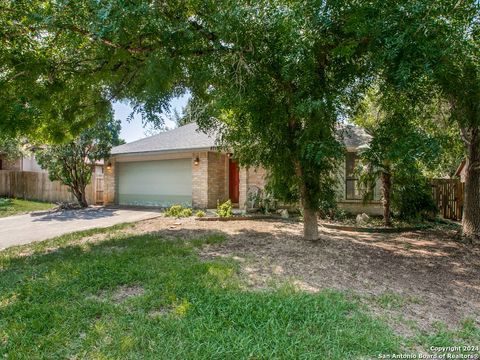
[0,226,477,359]
[375,291,423,310]
[0,198,56,218]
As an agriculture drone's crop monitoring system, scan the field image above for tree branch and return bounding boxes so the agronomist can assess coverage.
[65,24,153,55]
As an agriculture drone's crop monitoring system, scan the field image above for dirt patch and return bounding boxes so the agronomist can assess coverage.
[88,285,145,303]
[148,307,171,318]
[130,217,480,334]
[78,232,113,245]
[112,285,145,302]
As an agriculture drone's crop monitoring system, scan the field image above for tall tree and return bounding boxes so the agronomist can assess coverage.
[353,88,452,225]
[2,0,376,240]
[188,1,375,239]
[374,0,480,239]
[0,1,113,142]
[36,115,121,207]
[355,114,439,225]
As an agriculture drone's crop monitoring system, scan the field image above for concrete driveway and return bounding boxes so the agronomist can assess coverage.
[0,207,162,250]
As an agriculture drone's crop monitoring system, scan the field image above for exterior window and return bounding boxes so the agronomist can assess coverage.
[345,152,371,200]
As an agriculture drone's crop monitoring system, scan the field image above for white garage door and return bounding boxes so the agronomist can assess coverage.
[117,159,192,207]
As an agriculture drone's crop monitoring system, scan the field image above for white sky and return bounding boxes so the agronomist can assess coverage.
[113,94,190,143]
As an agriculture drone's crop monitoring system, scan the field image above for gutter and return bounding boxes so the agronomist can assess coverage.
[110,146,219,158]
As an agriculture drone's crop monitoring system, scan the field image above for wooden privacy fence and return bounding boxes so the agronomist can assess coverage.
[0,170,102,205]
[431,179,465,221]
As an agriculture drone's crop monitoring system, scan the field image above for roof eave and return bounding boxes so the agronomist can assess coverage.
[110,146,218,158]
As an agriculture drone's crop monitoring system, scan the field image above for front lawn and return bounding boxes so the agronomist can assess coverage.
[0,223,478,359]
[0,198,56,218]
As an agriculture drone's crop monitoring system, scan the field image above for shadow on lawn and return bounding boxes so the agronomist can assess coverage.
[147,222,480,329]
[0,227,404,359]
[2,220,479,331]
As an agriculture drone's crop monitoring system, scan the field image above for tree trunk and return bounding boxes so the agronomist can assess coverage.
[381,170,392,227]
[299,177,319,241]
[303,207,319,240]
[73,186,88,208]
[462,127,480,241]
[295,162,319,241]
[79,192,88,208]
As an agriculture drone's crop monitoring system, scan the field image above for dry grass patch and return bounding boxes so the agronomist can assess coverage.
[131,217,480,333]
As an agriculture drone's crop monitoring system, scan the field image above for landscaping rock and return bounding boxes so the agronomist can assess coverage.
[280,209,289,219]
[356,213,370,225]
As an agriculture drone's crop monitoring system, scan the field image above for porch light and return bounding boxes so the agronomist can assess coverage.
[227,153,233,158]
[194,157,200,166]
[106,162,112,170]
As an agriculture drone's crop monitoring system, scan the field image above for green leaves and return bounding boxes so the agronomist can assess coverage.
[2,0,476,228]
[35,114,121,206]
[0,135,23,161]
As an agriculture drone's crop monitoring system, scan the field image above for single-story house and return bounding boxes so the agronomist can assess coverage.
[106,123,382,214]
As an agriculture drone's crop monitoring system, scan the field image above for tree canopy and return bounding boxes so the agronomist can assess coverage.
[35,114,121,207]
[368,0,480,238]
[353,88,440,224]
[0,135,23,162]
[2,0,480,239]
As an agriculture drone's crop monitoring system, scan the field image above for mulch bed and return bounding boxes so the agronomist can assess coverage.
[322,223,432,233]
[196,215,287,221]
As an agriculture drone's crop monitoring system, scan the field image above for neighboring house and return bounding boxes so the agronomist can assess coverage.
[0,152,104,176]
[0,153,46,172]
[455,159,467,183]
[0,152,105,204]
[106,123,382,215]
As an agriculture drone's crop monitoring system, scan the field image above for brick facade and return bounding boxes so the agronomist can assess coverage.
[192,152,208,208]
[237,167,267,209]
[207,152,228,208]
[107,150,381,215]
[238,167,248,209]
[103,158,116,205]
[247,167,267,190]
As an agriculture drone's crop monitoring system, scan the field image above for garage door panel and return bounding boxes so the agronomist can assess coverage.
[118,159,192,207]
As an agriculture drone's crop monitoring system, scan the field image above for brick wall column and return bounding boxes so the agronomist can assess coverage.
[207,152,228,208]
[104,158,116,205]
[238,167,248,209]
[192,152,208,208]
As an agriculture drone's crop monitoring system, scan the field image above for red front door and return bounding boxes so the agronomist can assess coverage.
[229,160,240,203]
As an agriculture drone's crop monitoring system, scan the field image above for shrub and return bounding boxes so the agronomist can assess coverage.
[318,198,338,219]
[217,200,233,218]
[392,176,438,220]
[195,210,206,218]
[246,186,277,214]
[333,208,349,221]
[181,208,192,217]
[164,205,183,217]
[164,205,192,218]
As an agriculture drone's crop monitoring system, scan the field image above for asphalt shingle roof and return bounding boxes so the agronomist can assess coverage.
[111,123,216,155]
[336,123,372,149]
[111,122,371,155]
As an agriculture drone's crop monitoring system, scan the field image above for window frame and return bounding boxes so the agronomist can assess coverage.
[344,152,374,201]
